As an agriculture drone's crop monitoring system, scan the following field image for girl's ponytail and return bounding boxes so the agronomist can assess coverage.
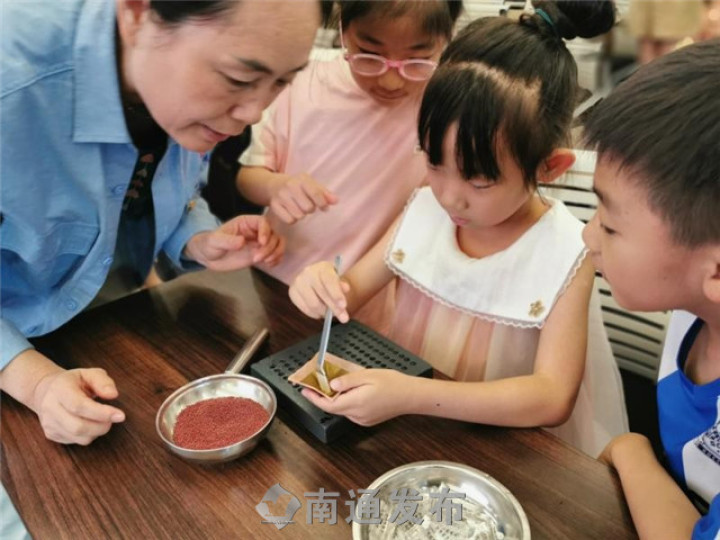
[520,1,615,43]
[421,2,616,189]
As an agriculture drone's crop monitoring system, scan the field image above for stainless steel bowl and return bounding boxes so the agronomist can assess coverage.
[155,328,276,464]
[352,460,530,540]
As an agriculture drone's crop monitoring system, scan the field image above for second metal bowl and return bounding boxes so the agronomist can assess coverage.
[352,460,530,540]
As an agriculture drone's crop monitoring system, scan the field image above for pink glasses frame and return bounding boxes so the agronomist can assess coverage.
[338,24,438,82]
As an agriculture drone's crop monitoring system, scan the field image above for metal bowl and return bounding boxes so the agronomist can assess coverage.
[352,460,530,540]
[155,328,276,464]
[156,373,276,464]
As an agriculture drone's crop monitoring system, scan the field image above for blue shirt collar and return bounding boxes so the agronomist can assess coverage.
[73,0,131,144]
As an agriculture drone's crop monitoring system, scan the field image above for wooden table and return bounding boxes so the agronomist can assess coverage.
[1,269,637,539]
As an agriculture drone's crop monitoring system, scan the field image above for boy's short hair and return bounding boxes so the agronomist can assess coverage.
[583,39,720,247]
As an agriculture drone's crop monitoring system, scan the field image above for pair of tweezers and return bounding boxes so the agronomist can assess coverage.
[316,255,342,394]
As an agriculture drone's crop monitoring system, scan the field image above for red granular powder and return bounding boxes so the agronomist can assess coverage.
[173,397,270,450]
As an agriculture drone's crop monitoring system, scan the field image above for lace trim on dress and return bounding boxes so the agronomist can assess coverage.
[384,188,588,329]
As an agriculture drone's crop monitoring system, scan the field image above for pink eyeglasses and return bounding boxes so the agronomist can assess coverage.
[338,24,438,82]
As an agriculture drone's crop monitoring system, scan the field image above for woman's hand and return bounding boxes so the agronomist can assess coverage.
[301,369,414,426]
[185,215,284,270]
[32,367,126,445]
[268,173,338,224]
[289,260,350,322]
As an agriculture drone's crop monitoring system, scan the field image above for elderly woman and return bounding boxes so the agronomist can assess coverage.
[1,1,328,536]
[0,0,328,446]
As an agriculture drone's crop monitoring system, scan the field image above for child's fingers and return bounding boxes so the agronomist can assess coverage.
[313,283,347,322]
[288,285,320,318]
[317,268,349,322]
[293,174,329,210]
[289,262,344,318]
[323,190,339,206]
[306,387,361,419]
[282,198,310,221]
[252,234,282,264]
[302,184,333,211]
[259,236,285,266]
[255,217,271,246]
[329,371,368,393]
[269,200,297,225]
[301,388,340,414]
[320,264,346,304]
[290,282,332,319]
[288,276,324,318]
[289,185,320,214]
[252,242,272,265]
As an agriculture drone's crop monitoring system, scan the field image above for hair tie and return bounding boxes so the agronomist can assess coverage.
[535,8,560,39]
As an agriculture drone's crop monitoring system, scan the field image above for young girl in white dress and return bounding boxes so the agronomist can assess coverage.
[289,1,629,457]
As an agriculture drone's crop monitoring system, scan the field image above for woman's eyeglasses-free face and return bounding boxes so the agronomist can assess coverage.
[339,24,438,82]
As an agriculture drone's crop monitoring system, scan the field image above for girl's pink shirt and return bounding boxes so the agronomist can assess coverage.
[241,54,427,285]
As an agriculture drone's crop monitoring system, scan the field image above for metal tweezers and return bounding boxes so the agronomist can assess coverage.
[315,255,342,394]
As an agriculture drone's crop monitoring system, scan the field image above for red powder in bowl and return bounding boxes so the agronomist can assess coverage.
[173,397,270,450]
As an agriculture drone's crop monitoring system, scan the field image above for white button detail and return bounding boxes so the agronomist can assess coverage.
[111,185,125,196]
[102,256,113,266]
[65,299,78,311]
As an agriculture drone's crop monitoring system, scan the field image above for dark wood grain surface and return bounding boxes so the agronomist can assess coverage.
[1,269,637,539]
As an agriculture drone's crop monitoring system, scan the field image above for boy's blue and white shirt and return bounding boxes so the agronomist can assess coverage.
[658,310,720,540]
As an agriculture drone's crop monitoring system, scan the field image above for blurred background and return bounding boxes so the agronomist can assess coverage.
[455,1,720,110]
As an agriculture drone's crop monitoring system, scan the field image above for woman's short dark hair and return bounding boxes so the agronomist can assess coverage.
[150,1,333,26]
[338,1,464,41]
[419,1,615,187]
[584,39,720,247]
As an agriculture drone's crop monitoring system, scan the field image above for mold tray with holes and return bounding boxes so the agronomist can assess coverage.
[250,319,433,443]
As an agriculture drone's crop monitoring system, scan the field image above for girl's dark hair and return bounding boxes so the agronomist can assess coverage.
[584,39,720,247]
[338,1,464,41]
[150,1,333,26]
[419,1,615,188]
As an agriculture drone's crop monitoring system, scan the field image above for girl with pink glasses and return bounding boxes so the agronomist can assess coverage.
[290,1,629,458]
[236,1,462,325]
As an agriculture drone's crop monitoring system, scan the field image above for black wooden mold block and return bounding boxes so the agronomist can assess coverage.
[251,320,433,443]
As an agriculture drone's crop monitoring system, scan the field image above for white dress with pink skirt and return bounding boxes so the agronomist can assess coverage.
[381,187,629,457]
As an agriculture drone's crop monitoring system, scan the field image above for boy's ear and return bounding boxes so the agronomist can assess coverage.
[116,0,151,47]
[702,248,720,305]
[537,149,576,185]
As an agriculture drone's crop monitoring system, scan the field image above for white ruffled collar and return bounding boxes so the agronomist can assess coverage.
[385,187,586,328]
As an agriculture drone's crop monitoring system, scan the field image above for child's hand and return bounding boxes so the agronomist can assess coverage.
[301,369,412,426]
[269,173,338,224]
[289,261,350,322]
[32,368,126,445]
[184,215,284,270]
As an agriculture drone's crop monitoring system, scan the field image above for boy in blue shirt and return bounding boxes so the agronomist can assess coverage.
[582,39,720,539]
